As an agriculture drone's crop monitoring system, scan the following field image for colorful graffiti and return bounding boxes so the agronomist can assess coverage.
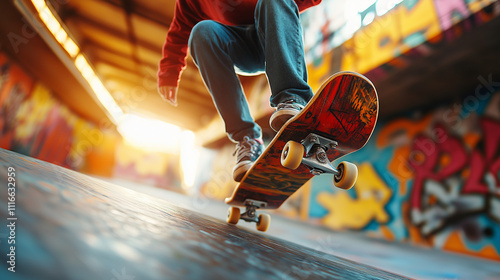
[0,53,34,151]
[317,163,392,230]
[308,89,500,260]
[407,119,500,236]
[0,51,117,174]
[302,0,500,89]
[0,50,183,188]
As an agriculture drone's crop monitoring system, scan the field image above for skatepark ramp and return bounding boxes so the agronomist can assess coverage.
[0,148,408,280]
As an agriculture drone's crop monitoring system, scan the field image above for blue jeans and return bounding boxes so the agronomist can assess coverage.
[188,0,313,142]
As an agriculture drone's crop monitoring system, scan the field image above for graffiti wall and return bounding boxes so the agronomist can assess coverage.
[0,51,117,175]
[0,50,183,189]
[308,87,500,260]
[302,0,500,89]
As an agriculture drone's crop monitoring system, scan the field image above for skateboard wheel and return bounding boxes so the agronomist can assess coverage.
[256,213,271,232]
[333,161,358,190]
[281,141,304,170]
[227,207,240,225]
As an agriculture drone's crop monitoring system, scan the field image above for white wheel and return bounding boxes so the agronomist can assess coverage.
[333,161,358,190]
[256,213,271,232]
[281,141,304,170]
[227,207,240,224]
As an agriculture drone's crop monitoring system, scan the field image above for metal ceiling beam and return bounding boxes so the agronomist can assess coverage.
[93,59,214,108]
[120,0,140,68]
[107,78,213,111]
[83,43,211,101]
[81,40,158,72]
[66,14,161,55]
[101,0,173,27]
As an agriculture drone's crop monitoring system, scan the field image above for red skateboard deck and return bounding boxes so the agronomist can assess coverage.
[225,71,378,231]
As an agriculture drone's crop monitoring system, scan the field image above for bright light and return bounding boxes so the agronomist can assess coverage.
[117,114,183,154]
[39,8,61,36]
[343,0,404,30]
[31,0,79,58]
[362,11,376,26]
[180,131,199,189]
[376,0,404,16]
[355,0,377,13]
[75,54,93,79]
[31,0,45,10]
[118,115,200,189]
[63,39,79,58]
[54,28,67,43]
[75,54,123,123]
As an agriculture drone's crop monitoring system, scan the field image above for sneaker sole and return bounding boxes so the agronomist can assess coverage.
[233,160,253,182]
[270,108,299,132]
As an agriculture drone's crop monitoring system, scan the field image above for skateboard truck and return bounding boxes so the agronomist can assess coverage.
[281,133,358,190]
[227,199,271,232]
[240,199,267,223]
[301,133,340,176]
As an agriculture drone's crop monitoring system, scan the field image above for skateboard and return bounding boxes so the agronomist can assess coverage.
[225,71,379,232]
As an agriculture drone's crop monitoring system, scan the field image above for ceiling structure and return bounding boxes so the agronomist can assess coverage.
[49,0,219,131]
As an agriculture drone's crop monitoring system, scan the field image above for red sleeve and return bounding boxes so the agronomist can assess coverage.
[296,0,322,12]
[157,0,198,88]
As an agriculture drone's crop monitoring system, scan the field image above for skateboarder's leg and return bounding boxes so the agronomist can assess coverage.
[189,20,265,181]
[189,20,264,143]
[255,0,314,131]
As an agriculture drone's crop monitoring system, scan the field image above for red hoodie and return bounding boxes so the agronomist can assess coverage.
[158,0,322,88]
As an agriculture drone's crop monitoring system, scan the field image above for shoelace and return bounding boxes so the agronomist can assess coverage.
[233,136,260,161]
[277,100,304,111]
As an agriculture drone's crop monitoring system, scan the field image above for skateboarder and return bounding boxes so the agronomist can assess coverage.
[158,0,322,182]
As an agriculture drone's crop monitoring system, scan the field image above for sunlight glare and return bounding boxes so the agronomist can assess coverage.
[180,130,199,190]
[376,0,404,17]
[117,114,183,154]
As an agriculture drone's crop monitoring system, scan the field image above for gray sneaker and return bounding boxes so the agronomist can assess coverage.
[269,100,305,132]
[232,136,264,182]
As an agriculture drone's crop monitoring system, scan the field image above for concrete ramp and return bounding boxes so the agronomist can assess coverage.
[0,148,409,280]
